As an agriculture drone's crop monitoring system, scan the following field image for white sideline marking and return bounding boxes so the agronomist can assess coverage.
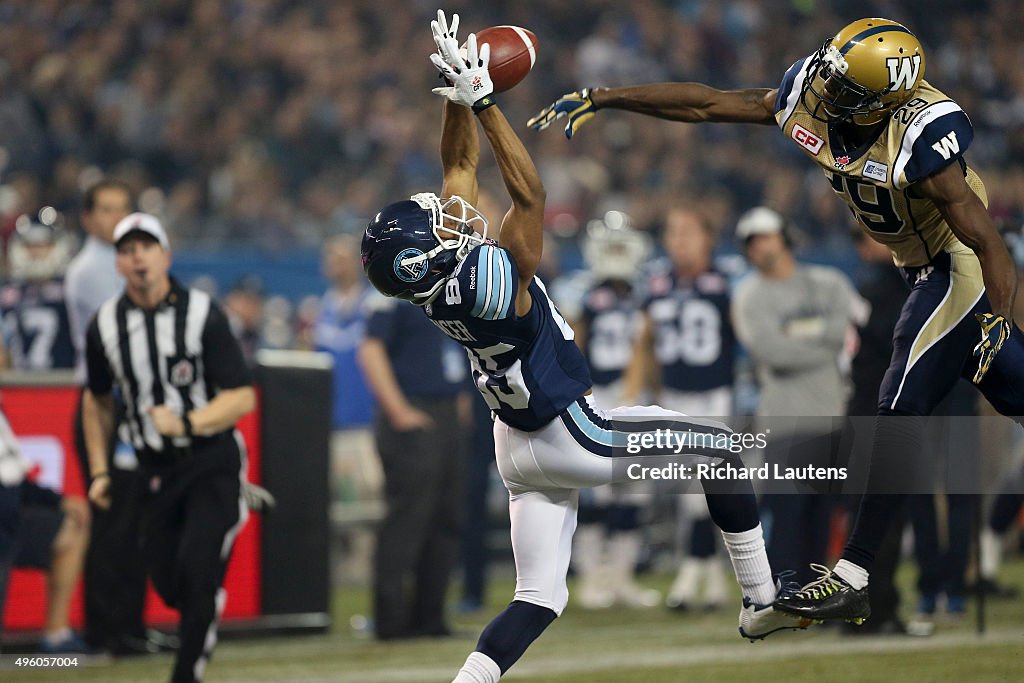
[217,628,1024,682]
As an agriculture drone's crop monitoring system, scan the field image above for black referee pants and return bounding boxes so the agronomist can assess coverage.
[140,439,246,683]
[73,391,148,650]
[373,396,464,639]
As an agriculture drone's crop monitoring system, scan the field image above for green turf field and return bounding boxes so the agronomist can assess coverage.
[5,559,1023,682]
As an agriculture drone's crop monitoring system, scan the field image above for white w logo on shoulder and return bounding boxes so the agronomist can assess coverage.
[885,55,922,91]
[931,131,960,160]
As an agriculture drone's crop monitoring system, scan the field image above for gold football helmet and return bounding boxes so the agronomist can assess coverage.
[802,18,925,126]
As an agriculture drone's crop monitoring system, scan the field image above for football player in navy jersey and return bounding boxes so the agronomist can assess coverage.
[361,12,810,682]
[569,213,660,609]
[624,208,736,612]
[0,211,75,371]
[530,17,1024,624]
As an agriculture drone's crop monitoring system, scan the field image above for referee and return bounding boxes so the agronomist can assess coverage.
[81,213,254,683]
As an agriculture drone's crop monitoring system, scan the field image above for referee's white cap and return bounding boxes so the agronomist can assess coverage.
[113,212,170,250]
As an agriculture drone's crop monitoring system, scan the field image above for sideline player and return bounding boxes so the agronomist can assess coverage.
[529,18,1024,623]
[0,211,75,371]
[622,208,736,611]
[360,11,809,683]
[569,213,659,609]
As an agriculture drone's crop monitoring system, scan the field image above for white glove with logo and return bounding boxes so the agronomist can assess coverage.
[430,32,493,109]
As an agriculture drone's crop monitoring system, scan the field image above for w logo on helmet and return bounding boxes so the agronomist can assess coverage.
[394,248,429,283]
[886,55,922,91]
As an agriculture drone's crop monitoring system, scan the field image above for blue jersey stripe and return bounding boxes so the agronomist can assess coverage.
[484,246,501,318]
[497,250,514,319]
[774,59,805,114]
[481,246,496,318]
[561,411,614,457]
[488,246,505,319]
[566,401,619,446]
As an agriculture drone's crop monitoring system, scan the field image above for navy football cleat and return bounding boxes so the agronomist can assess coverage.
[772,564,871,624]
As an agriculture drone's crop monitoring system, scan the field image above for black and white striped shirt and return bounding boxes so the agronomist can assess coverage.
[85,278,252,457]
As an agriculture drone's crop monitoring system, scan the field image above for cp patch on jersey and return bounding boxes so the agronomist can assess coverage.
[791,123,824,155]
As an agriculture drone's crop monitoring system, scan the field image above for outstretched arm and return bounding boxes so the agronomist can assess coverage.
[476,105,546,312]
[440,98,480,206]
[431,10,479,206]
[528,84,779,138]
[590,84,778,124]
[431,29,545,315]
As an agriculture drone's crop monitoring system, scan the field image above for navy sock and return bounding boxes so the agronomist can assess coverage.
[703,471,760,533]
[476,600,557,674]
[843,411,921,570]
[689,517,717,558]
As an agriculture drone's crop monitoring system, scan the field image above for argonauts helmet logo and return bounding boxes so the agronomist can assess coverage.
[394,248,428,283]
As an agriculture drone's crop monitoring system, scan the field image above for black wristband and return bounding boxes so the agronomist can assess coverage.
[472,94,497,114]
[182,413,194,438]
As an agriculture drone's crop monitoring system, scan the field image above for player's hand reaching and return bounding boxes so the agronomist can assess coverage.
[527,89,598,139]
[972,312,1012,384]
[430,33,493,108]
[430,9,459,47]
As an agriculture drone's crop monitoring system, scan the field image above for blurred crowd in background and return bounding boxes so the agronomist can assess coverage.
[2,0,1024,260]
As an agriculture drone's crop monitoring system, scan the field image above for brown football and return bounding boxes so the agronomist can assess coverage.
[475,25,538,93]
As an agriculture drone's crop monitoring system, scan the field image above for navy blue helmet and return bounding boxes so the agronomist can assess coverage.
[362,193,488,305]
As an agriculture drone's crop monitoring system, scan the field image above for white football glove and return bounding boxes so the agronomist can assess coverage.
[430,33,493,108]
[430,9,459,48]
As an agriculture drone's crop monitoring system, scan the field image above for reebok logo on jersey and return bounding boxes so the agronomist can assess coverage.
[791,123,824,155]
[469,265,477,290]
[863,160,888,183]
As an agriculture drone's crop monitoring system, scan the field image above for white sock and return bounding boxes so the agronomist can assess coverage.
[833,559,869,590]
[43,627,71,645]
[980,528,1002,580]
[720,524,775,605]
[453,651,501,683]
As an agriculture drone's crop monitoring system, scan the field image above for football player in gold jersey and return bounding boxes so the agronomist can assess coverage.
[530,18,1022,624]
